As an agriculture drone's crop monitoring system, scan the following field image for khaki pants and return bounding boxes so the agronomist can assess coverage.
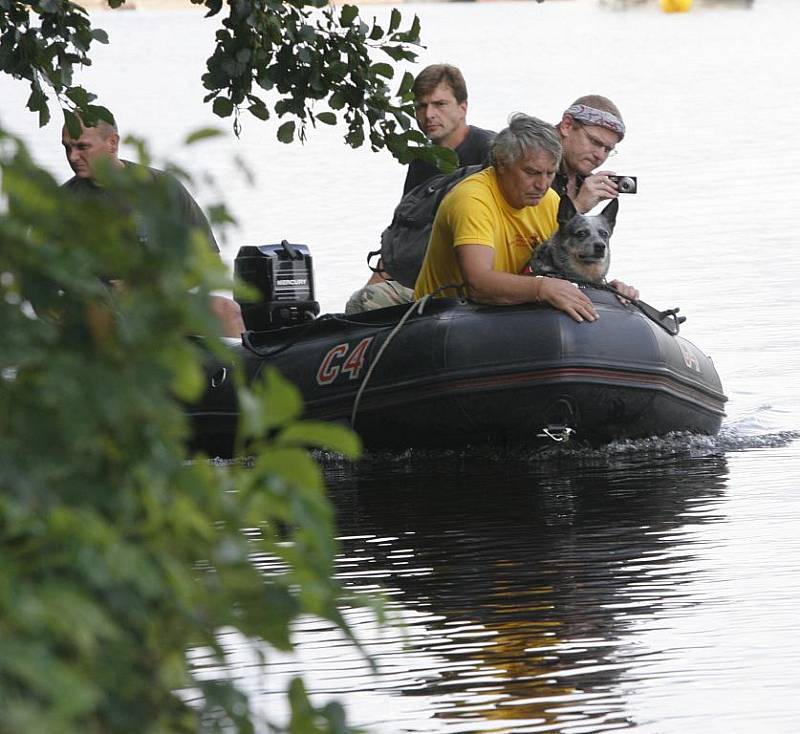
[345,280,415,315]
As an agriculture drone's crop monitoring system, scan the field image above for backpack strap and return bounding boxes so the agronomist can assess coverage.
[366,248,385,274]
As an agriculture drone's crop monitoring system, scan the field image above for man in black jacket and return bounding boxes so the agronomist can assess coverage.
[346,64,494,314]
[402,64,495,195]
[61,116,245,337]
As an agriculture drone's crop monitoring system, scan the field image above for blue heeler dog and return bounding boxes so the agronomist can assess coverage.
[530,197,619,284]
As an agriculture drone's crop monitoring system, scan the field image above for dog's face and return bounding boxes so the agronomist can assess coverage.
[531,197,618,283]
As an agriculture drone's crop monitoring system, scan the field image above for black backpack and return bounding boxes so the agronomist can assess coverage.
[371,164,484,289]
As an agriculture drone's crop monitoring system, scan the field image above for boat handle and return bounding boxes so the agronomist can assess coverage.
[211,367,227,389]
[537,426,575,443]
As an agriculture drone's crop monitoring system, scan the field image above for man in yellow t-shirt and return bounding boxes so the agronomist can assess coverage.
[413,113,599,323]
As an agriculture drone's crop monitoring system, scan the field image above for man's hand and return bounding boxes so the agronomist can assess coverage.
[608,278,639,303]
[210,294,245,337]
[573,170,619,213]
[456,245,598,323]
[536,277,598,323]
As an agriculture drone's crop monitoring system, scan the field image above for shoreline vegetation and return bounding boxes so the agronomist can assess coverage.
[76,0,593,10]
[77,0,439,9]
[74,0,754,11]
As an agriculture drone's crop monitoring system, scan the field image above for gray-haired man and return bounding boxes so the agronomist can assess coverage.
[414,113,636,321]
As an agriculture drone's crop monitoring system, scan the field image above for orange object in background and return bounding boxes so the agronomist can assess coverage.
[661,0,693,11]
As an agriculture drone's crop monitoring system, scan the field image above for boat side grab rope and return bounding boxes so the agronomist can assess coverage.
[350,284,464,429]
[538,274,686,335]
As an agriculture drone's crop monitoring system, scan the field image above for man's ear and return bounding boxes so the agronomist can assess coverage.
[560,114,577,135]
[108,132,120,156]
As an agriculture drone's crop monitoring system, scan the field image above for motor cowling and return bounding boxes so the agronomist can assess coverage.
[234,240,320,331]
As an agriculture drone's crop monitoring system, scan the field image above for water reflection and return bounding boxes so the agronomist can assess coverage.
[319,448,730,732]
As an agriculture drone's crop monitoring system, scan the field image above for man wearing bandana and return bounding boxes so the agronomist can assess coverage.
[553,95,627,213]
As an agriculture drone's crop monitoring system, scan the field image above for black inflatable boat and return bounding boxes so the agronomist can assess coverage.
[188,242,727,456]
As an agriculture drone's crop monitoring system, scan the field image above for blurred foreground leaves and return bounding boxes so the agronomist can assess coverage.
[0,128,369,733]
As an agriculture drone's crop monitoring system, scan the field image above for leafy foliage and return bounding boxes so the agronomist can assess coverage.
[0,0,458,166]
[0,0,113,130]
[0,129,367,733]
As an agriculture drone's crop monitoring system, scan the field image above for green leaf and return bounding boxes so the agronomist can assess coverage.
[433,145,459,171]
[288,677,314,728]
[83,105,114,127]
[328,91,345,110]
[65,86,97,108]
[63,109,82,138]
[184,128,223,145]
[38,102,51,127]
[276,120,295,144]
[91,28,110,44]
[370,62,394,79]
[315,112,336,125]
[248,100,270,121]
[212,97,234,118]
[204,0,222,16]
[238,367,304,438]
[26,87,47,116]
[254,448,325,494]
[256,71,275,91]
[339,4,358,26]
[278,420,361,458]
[383,44,414,63]
[389,8,401,33]
[398,70,415,97]
[345,122,364,148]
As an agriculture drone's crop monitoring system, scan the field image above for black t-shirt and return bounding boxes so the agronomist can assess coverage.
[402,125,495,196]
[62,161,220,253]
[551,168,587,201]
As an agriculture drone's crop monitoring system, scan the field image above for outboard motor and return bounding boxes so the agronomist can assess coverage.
[234,240,320,331]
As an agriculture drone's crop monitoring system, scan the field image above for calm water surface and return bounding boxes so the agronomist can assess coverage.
[3,0,800,731]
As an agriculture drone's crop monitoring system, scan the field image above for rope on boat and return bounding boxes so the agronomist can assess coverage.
[540,274,686,335]
[350,284,463,430]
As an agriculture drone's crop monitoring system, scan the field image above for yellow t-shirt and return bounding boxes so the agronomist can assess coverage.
[413,167,559,299]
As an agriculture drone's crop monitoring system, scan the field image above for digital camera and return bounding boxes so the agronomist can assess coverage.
[608,175,638,194]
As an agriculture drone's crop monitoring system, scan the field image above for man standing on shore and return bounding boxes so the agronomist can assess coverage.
[61,115,245,337]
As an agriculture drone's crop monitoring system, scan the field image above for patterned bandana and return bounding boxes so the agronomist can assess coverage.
[564,104,625,140]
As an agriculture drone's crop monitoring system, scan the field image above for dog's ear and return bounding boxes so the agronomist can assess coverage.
[601,198,619,232]
[557,196,578,227]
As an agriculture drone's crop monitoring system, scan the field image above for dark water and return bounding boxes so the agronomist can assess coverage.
[304,433,798,733]
[206,430,800,733]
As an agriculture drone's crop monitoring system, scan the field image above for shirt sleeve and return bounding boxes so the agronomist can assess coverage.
[444,187,497,249]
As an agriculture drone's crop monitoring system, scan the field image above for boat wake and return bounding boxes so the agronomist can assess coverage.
[313,425,800,476]
[205,425,800,472]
